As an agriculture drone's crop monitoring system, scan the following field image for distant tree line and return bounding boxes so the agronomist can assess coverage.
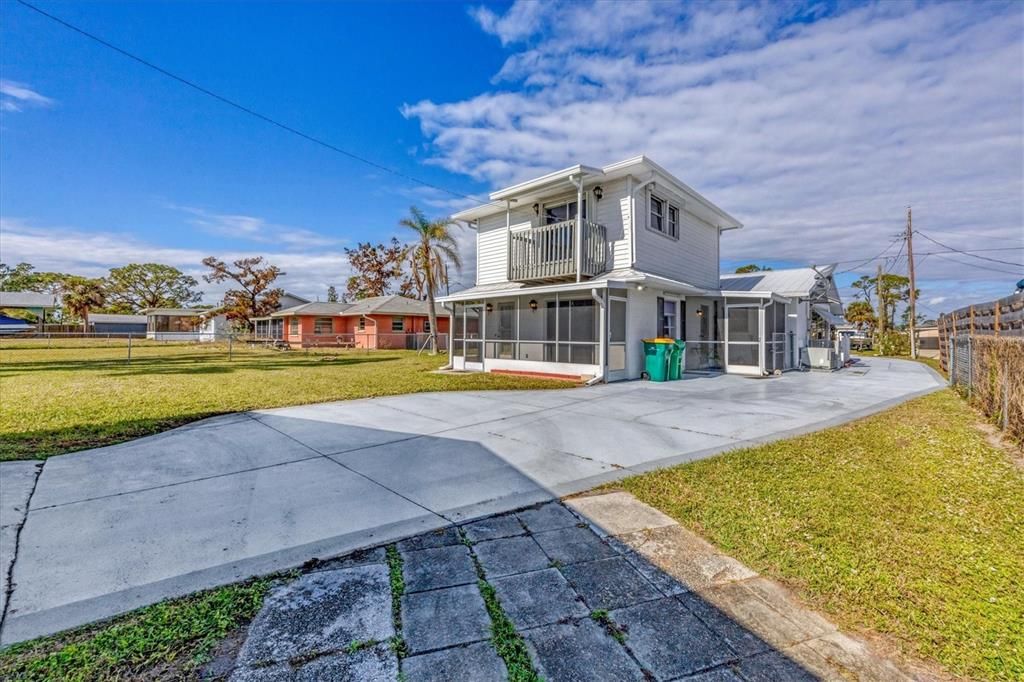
[1,206,461,350]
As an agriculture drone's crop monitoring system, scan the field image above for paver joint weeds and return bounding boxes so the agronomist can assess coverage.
[216,496,912,681]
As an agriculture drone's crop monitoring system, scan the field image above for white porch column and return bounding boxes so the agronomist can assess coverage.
[574,173,583,282]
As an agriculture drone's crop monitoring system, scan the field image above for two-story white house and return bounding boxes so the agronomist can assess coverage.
[439,156,842,382]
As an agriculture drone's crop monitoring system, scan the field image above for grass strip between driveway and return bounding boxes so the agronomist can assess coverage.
[611,389,1024,681]
[461,532,540,682]
[0,578,272,681]
[0,344,570,461]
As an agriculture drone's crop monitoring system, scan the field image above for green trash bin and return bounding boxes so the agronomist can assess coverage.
[669,340,686,380]
[643,338,674,382]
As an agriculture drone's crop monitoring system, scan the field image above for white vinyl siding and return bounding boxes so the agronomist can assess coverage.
[593,177,631,270]
[475,206,532,285]
[635,193,720,289]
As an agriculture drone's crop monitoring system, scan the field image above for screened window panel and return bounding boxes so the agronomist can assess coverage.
[610,300,626,343]
[728,307,759,342]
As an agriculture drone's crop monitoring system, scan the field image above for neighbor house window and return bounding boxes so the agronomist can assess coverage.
[423,319,431,333]
[391,317,404,332]
[314,317,333,334]
[289,317,299,335]
[357,317,365,331]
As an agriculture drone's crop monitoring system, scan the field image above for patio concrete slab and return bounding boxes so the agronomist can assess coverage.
[560,556,662,610]
[610,597,737,680]
[402,641,507,682]
[522,619,646,682]
[401,583,491,654]
[1,357,943,645]
[401,544,477,593]
[237,565,393,666]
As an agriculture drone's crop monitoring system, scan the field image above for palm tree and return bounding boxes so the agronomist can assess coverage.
[61,278,107,330]
[400,206,462,355]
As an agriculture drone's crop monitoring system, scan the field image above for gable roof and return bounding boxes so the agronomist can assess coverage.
[269,296,446,319]
[452,155,741,231]
[341,295,446,317]
[271,302,353,317]
[0,291,58,308]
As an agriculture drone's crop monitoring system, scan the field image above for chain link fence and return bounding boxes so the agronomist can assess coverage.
[947,333,1023,443]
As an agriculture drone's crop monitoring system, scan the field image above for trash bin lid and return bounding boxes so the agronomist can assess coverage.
[642,338,676,344]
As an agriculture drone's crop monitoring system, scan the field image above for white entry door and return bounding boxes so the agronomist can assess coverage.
[464,304,484,371]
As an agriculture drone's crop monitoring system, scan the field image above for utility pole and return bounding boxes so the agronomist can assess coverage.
[876,262,885,338]
[906,206,918,359]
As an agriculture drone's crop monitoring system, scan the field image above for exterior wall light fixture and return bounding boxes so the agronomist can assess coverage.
[528,299,539,311]
[593,186,603,201]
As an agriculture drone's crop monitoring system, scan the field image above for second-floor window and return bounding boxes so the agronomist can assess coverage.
[650,195,680,238]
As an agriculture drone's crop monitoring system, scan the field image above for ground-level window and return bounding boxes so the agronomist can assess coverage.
[357,316,365,331]
[423,318,431,333]
[657,297,677,338]
[314,317,333,334]
[391,317,404,332]
[289,317,299,335]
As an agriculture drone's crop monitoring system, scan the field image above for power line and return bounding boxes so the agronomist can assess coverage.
[914,230,1024,267]
[925,252,1023,277]
[14,0,496,209]
[835,237,902,274]
[830,246,1023,268]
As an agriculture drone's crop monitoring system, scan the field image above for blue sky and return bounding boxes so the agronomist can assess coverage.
[2,0,1022,313]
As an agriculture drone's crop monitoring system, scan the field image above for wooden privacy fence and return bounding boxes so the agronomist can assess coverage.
[939,293,1024,445]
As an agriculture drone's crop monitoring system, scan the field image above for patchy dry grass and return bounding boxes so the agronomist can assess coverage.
[0,342,568,460]
[0,578,272,681]
[614,390,1023,680]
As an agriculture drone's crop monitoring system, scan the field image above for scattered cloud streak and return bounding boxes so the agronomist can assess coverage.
[0,217,351,302]
[0,79,55,112]
[406,1,1024,311]
[169,204,342,249]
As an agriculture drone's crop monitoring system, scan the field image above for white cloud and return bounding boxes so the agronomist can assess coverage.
[169,204,341,249]
[0,79,55,112]
[406,1,1024,312]
[0,217,350,303]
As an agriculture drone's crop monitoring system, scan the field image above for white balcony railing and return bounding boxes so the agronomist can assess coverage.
[508,218,608,282]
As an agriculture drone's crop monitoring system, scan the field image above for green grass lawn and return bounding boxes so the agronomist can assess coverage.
[613,389,1023,680]
[0,578,273,681]
[0,341,568,461]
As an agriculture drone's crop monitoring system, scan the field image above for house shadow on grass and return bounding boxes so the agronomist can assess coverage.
[0,352,399,378]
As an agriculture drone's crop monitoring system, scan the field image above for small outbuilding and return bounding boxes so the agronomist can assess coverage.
[142,308,229,342]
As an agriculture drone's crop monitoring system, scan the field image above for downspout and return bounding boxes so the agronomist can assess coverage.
[585,287,606,385]
[570,173,584,282]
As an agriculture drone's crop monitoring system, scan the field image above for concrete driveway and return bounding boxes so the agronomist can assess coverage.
[0,357,944,645]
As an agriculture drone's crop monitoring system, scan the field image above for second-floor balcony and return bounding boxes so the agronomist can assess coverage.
[508,218,608,283]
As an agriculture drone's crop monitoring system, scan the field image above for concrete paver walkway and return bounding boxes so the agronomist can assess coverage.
[0,357,944,644]
[220,495,913,681]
